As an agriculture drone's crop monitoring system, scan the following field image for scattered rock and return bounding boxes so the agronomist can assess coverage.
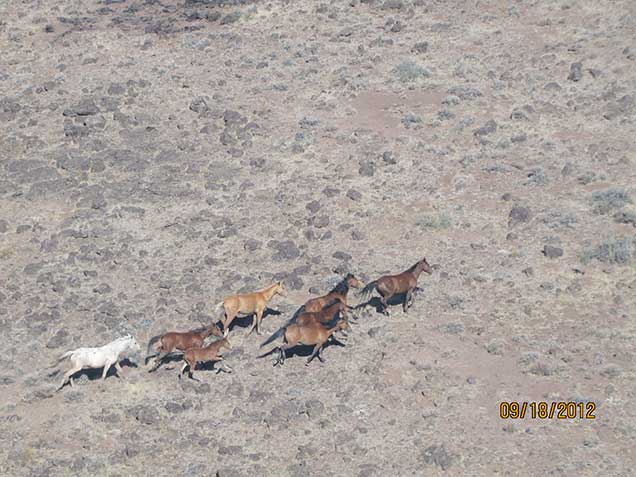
[568,62,583,82]
[543,245,563,259]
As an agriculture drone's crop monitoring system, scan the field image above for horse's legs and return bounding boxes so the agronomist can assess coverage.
[379,294,391,315]
[101,362,113,381]
[255,309,264,335]
[148,352,166,372]
[403,289,413,313]
[216,356,233,373]
[223,311,237,337]
[317,345,326,363]
[179,362,189,379]
[275,343,291,366]
[60,366,81,390]
[114,361,126,380]
[306,344,323,365]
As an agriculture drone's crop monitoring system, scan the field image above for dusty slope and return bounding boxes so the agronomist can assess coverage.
[1,0,635,475]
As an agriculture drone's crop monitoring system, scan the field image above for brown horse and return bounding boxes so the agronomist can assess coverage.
[302,273,363,313]
[145,323,222,371]
[180,337,233,380]
[358,257,433,315]
[216,281,285,337]
[269,314,351,367]
[260,299,350,349]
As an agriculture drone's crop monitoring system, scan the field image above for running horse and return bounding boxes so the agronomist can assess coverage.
[358,257,433,315]
[216,281,285,336]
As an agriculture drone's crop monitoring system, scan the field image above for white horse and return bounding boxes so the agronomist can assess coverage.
[55,335,141,390]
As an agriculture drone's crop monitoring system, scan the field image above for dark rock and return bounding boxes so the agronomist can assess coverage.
[306,200,321,213]
[333,251,352,261]
[46,329,69,349]
[346,189,362,201]
[0,219,8,233]
[63,99,99,117]
[351,230,366,241]
[244,239,262,251]
[473,119,497,137]
[402,113,422,128]
[568,62,583,82]
[420,444,453,470]
[309,215,329,228]
[359,160,375,177]
[108,83,126,95]
[382,151,397,164]
[543,245,563,258]
[190,96,210,114]
[272,240,301,261]
[509,206,531,225]
[412,41,429,54]
[299,116,320,128]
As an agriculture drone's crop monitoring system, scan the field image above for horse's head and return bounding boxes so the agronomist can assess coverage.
[418,257,433,275]
[346,274,364,289]
[275,281,286,297]
[208,323,223,337]
[126,335,141,353]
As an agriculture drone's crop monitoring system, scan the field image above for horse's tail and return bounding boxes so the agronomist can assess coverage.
[145,334,163,362]
[358,280,378,298]
[214,300,225,315]
[50,350,74,367]
[260,326,286,349]
[290,305,305,323]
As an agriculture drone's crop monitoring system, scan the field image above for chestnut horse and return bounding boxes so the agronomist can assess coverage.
[216,281,285,336]
[145,323,222,371]
[180,337,233,380]
[260,299,350,349]
[301,273,363,313]
[269,314,351,366]
[358,257,433,314]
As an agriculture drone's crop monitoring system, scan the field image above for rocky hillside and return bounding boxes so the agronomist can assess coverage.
[1,0,635,475]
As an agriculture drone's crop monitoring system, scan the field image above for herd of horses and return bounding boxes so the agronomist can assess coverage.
[53,257,433,389]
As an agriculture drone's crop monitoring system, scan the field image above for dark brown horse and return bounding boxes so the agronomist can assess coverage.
[260,299,350,349]
[358,258,433,315]
[302,273,363,313]
[145,323,222,371]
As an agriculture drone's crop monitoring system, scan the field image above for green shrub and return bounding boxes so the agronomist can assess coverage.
[590,189,631,215]
[580,237,636,265]
[393,60,431,82]
[416,214,451,229]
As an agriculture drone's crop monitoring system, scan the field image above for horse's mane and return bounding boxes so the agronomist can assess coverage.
[406,261,421,272]
[321,309,342,329]
[329,275,351,294]
[259,282,278,292]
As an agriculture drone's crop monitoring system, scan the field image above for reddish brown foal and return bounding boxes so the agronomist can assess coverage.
[146,323,222,371]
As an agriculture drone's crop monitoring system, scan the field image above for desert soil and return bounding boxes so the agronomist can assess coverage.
[1,0,635,476]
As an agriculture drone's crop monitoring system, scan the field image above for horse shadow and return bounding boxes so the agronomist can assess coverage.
[352,287,424,314]
[226,307,282,334]
[52,358,138,384]
[257,337,347,364]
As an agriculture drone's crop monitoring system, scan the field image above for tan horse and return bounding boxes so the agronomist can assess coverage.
[216,281,285,336]
[359,257,433,315]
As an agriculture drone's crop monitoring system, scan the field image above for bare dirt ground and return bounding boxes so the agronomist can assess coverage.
[1,0,636,475]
